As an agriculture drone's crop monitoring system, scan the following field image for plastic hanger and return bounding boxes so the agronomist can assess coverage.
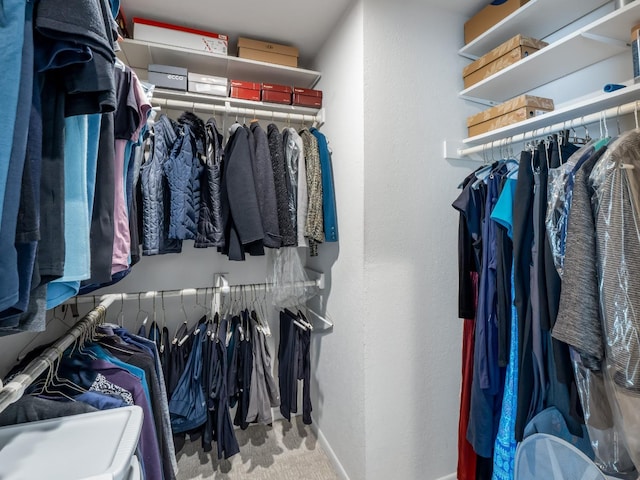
[115,57,126,71]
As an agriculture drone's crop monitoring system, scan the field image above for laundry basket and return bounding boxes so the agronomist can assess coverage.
[515,433,607,480]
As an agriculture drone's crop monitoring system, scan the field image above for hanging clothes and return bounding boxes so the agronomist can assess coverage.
[169,319,207,435]
[246,310,280,424]
[283,127,307,247]
[268,123,296,247]
[194,118,225,248]
[164,112,205,241]
[300,128,324,256]
[233,310,254,430]
[219,124,264,260]
[249,122,280,248]
[140,114,182,256]
[278,309,313,424]
[452,171,482,480]
[209,316,240,459]
[311,127,339,243]
[490,173,519,480]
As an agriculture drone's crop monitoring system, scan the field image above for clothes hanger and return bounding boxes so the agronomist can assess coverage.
[254,285,271,336]
[34,355,82,401]
[297,310,313,331]
[249,285,269,336]
[283,307,309,331]
[115,57,126,71]
[32,346,86,400]
[135,293,149,331]
[116,293,125,327]
[471,143,496,188]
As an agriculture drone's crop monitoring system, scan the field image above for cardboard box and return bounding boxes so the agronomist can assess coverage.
[293,93,322,108]
[230,80,261,101]
[293,87,322,98]
[133,18,228,55]
[261,83,292,104]
[262,91,292,104]
[188,73,228,96]
[463,35,546,88]
[237,37,298,67]
[230,80,261,90]
[467,95,554,137]
[464,0,530,45]
[148,64,188,91]
[292,86,322,107]
[230,87,261,101]
[262,83,293,93]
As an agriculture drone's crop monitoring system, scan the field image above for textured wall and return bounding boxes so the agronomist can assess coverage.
[308,1,367,479]
[362,2,474,479]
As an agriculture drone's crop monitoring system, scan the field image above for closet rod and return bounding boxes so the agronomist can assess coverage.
[152,97,325,125]
[455,100,640,160]
[70,280,323,306]
[0,295,119,413]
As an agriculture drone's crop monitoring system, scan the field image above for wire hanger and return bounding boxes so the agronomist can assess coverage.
[135,293,149,330]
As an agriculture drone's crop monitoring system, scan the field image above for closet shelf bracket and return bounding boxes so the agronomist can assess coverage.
[580,32,629,48]
[459,95,500,107]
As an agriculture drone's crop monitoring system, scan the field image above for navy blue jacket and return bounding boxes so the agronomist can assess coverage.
[140,114,182,255]
[164,112,205,240]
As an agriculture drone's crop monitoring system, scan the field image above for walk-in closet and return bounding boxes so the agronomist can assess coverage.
[2,0,640,479]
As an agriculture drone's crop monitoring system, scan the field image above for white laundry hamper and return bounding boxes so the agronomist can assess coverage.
[515,433,610,480]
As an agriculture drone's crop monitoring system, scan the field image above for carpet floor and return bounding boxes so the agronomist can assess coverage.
[175,417,340,479]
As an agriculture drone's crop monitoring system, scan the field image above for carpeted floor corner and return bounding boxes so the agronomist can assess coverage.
[175,417,340,479]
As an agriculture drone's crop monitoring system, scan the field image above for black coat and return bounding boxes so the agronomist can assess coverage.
[219,124,264,260]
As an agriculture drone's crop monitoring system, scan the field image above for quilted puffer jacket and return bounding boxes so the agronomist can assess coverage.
[195,118,225,248]
[140,114,182,255]
[164,112,205,240]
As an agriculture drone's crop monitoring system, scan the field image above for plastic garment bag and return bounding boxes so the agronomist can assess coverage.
[266,247,318,308]
[592,130,640,473]
[546,140,596,277]
[571,352,636,477]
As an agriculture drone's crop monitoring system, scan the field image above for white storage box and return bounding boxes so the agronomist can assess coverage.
[188,72,228,96]
[0,406,143,480]
[133,17,228,55]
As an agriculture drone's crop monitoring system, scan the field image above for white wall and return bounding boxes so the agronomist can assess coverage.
[309,1,367,479]
[362,1,475,479]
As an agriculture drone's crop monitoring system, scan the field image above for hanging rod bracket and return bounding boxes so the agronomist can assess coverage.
[305,268,326,290]
[444,140,483,162]
[214,273,230,293]
[315,108,326,128]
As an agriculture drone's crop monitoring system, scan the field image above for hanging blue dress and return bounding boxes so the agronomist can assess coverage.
[490,176,519,480]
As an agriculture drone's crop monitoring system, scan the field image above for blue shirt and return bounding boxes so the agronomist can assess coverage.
[490,175,519,480]
[47,115,91,308]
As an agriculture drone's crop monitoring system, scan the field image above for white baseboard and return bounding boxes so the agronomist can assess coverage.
[311,423,351,480]
[435,474,457,480]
